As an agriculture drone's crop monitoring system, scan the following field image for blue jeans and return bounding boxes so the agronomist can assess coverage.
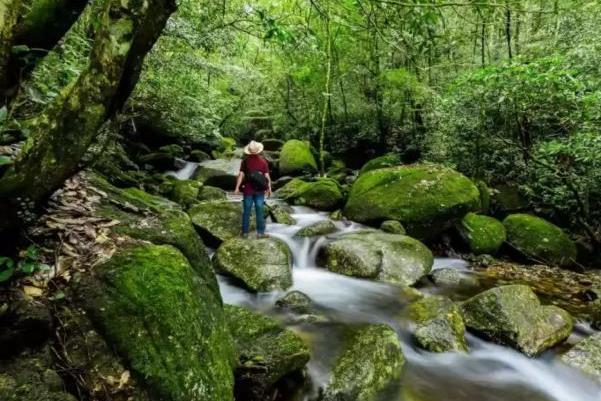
[242,193,266,235]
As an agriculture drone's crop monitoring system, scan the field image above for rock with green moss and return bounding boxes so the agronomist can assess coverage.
[458,213,506,255]
[198,185,227,201]
[359,153,401,175]
[409,296,468,353]
[330,209,344,221]
[380,220,406,235]
[320,231,433,286]
[276,291,314,314]
[268,203,296,225]
[276,178,344,211]
[279,140,318,176]
[461,285,573,356]
[561,333,601,382]
[344,165,481,239]
[167,179,201,208]
[159,144,185,158]
[492,184,528,215]
[323,324,404,401]
[88,173,215,288]
[213,237,292,292]
[190,149,211,162]
[193,158,241,190]
[224,305,310,401]
[188,201,250,247]
[0,346,77,401]
[75,242,235,401]
[503,214,577,267]
[295,220,337,237]
[475,180,491,213]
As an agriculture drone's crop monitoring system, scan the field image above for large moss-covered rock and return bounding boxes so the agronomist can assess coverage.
[279,139,318,176]
[88,173,215,288]
[561,333,601,382]
[461,285,573,356]
[320,231,433,286]
[344,165,481,238]
[0,347,77,401]
[168,179,202,208]
[503,214,577,267]
[359,153,401,175]
[458,213,506,255]
[380,220,406,235]
[213,237,292,292]
[76,242,235,401]
[225,305,310,401]
[276,178,344,211]
[198,185,228,201]
[188,201,250,247]
[193,159,241,190]
[323,324,404,401]
[295,220,337,237]
[408,296,468,353]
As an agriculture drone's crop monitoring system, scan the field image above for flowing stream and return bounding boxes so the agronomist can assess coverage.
[172,161,601,401]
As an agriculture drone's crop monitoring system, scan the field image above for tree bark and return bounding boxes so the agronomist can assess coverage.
[0,0,24,100]
[0,0,176,231]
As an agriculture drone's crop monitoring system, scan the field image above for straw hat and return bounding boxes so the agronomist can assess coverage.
[244,140,264,155]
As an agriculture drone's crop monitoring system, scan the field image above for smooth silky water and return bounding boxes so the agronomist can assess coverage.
[171,162,601,401]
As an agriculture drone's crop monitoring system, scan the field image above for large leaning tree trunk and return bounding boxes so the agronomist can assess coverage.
[0,0,89,100]
[0,0,176,232]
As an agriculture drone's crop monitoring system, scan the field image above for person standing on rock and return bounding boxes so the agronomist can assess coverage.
[234,140,272,238]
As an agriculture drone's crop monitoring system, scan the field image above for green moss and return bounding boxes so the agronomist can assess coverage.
[76,242,235,401]
[324,324,404,401]
[503,214,577,267]
[268,203,296,225]
[198,185,227,201]
[492,184,528,214]
[461,285,573,356]
[168,179,201,208]
[380,220,406,235]
[295,220,337,237]
[224,305,310,400]
[87,173,216,290]
[213,237,292,292]
[409,296,468,353]
[475,180,491,213]
[277,178,344,211]
[458,213,506,255]
[188,200,253,246]
[321,231,433,286]
[359,153,401,175]
[278,139,318,176]
[344,164,481,238]
[561,332,601,382]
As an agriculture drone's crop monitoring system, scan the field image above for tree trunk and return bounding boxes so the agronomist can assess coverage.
[0,0,176,232]
[0,0,24,100]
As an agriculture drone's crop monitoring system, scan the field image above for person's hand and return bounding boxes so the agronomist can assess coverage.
[266,188,272,198]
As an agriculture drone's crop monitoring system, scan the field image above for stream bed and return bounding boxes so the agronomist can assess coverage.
[216,201,601,401]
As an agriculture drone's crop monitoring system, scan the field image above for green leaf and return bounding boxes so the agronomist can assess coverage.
[0,267,14,283]
[0,256,14,268]
[11,45,30,55]
[0,156,12,167]
[19,261,35,274]
[25,245,39,260]
[49,291,65,301]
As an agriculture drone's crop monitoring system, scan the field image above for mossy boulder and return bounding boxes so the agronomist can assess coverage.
[193,158,241,190]
[458,213,506,255]
[213,237,292,292]
[268,203,296,225]
[344,165,481,238]
[380,220,406,235]
[276,291,314,314]
[295,220,337,237]
[159,144,185,158]
[276,178,344,211]
[408,296,468,353]
[168,179,201,208]
[188,201,249,247]
[278,140,318,176]
[138,152,176,171]
[88,173,215,288]
[359,153,401,175]
[190,149,211,162]
[224,305,310,401]
[503,214,577,267]
[320,231,433,286]
[461,285,573,356]
[561,333,601,382]
[323,324,404,401]
[198,185,227,201]
[75,242,235,401]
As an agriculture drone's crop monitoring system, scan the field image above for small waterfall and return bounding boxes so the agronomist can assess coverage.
[167,160,199,180]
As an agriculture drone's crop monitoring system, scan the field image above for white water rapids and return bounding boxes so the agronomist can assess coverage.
[171,161,601,401]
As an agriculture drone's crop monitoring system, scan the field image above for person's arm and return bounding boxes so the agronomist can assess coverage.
[234,172,244,195]
[265,173,272,197]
